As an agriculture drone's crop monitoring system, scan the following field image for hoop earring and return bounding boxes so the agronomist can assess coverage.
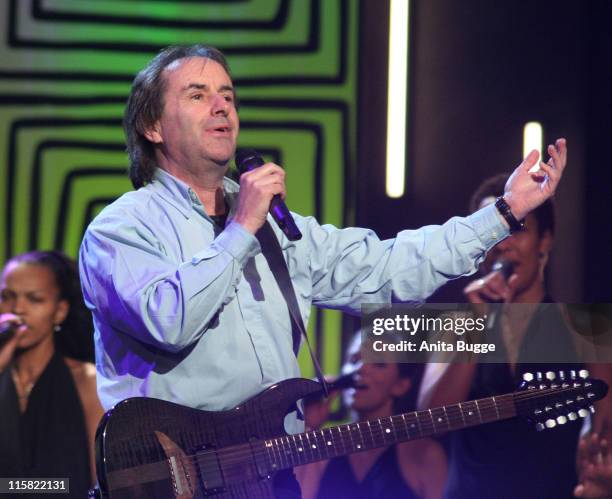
[53,324,62,333]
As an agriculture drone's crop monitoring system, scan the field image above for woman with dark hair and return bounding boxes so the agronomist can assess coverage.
[419,173,585,499]
[0,251,103,498]
[297,334,447,499]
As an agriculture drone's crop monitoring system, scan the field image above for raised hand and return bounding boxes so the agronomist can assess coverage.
[503,138,567,221]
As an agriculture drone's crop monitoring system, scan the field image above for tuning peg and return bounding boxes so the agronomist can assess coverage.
[568,412,578,421]
[590,405,596,414]
[545,371,556,381]
[544,406,553,413]
[534,408,542,416]
[588,392,596,399]
[523,372,534,382]
[536,422,545,432]
[545,419,557,429]
[555,402,564,410]
[558,371,566,381]
[578,408,589,418]
[579,369,589,379]
[570,370,577,380]
[556,415,568,425]
[536,372,543,382]
[576,395,585,402]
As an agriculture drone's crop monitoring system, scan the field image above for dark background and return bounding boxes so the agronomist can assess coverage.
[358,0,612,304]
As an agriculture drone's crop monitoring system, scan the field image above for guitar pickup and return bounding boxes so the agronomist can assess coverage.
[193,445,225,494]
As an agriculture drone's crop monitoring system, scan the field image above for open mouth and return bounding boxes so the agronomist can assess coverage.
[207,125,231,135]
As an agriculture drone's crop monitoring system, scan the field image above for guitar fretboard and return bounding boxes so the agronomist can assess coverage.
[261,393,516,471]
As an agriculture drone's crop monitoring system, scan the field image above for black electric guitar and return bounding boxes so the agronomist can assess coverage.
[93,370,607,498]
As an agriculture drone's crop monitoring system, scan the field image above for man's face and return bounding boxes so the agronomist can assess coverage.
[146,57,239,174]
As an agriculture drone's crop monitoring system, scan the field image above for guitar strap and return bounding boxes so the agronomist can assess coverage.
[256,221,330,396]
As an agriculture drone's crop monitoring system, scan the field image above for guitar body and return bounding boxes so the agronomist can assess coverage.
[95,378,322,499]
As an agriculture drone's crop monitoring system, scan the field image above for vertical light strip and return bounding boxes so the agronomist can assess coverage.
[523,121,543,163]
[386,0,410,198]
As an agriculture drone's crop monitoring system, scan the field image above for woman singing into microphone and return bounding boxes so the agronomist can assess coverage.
[418,173,584,499]
[0,251,103,498]
[297,333,447,499]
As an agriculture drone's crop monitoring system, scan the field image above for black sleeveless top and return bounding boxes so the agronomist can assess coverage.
[0,352,91,498]
[317,446,419,499]
[445,302,583,499]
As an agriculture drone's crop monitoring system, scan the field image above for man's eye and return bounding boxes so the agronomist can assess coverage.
[191,94,202,100]
[224,95,234,103]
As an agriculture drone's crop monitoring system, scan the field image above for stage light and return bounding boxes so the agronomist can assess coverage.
[386,0,410,198]
[523,121,543,163]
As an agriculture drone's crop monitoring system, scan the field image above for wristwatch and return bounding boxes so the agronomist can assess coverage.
[495,196,525,233]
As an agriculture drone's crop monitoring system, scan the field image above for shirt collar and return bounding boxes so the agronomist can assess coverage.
[151,168,240,219]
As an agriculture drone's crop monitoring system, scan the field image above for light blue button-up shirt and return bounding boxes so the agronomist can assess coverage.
[79,168,508,433]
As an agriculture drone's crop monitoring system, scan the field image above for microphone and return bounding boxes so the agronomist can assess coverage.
[304,370,358,404]
[235,149,302,241]
[0,322,17,347]
[491,259,515,281]
[327,371,358,391]
[486,260,515,331]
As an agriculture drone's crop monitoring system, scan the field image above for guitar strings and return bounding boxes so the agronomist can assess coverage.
[182,384,589,475]
[163,383,594,479]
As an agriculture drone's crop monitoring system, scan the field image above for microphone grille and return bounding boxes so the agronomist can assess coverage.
[492,260,515,280]
[234,148,260,173]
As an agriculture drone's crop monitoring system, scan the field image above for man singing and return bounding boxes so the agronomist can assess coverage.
[79,44,567,497]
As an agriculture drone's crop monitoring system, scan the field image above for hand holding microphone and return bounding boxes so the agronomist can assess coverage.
[0,313,24,373]
[303,371,358,429]
[234,149,302,240]
[464,260,517,304]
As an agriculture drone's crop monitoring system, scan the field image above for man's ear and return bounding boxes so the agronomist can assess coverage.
[143,122,162,144]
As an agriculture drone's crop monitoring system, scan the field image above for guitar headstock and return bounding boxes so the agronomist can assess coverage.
[514,370,609,431]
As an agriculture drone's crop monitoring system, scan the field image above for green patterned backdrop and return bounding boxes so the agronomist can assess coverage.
[0,0,359,379]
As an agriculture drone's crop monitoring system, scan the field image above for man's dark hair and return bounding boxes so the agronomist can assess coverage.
[124,45,234,189]
[469,173,555,236]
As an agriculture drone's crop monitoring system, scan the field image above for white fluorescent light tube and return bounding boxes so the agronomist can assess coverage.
[523,121,543,168]
[386,0,409,198]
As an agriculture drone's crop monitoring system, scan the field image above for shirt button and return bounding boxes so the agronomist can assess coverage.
[188,190,200,205]
[492,232,498,240]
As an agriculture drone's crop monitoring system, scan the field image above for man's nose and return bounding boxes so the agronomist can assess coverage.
[210,93,229,115]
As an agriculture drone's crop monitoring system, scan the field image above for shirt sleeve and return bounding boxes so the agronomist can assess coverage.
[303,203,508,312]
[79,211,260,353]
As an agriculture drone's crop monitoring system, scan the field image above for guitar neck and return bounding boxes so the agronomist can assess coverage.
[262,393,516,470]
